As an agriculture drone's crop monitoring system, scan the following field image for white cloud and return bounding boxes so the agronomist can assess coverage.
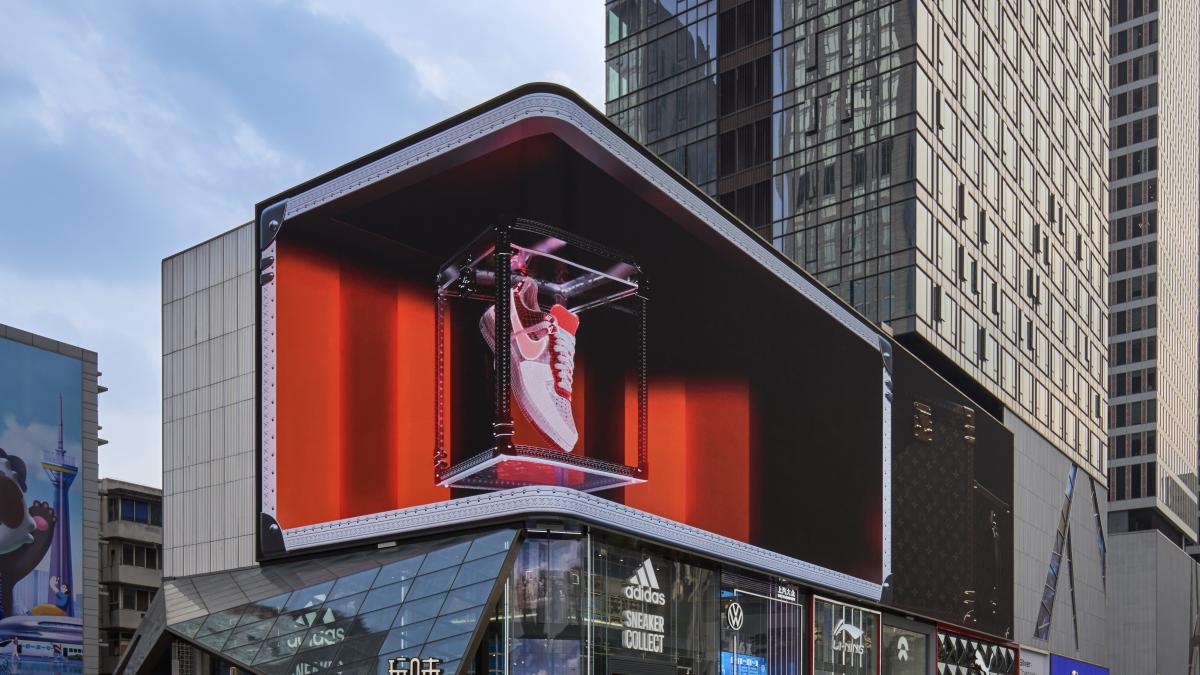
[0,415,61,461]
[301,0,606,111]
[0,267,162,487]
[0,3,304,234]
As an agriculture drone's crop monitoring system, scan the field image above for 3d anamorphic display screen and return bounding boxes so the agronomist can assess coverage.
[260,150,885,585]
[889,348,1014,638]
[0,338,85,665]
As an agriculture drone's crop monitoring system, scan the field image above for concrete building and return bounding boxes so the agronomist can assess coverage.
[99,479,162,674]
[1106,529,1200,673]
[606,0,1111,667]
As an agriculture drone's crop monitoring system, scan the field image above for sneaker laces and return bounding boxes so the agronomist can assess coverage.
[548,319,576,396]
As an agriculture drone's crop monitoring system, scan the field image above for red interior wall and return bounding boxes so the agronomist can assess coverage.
[275,240,751,537]
[275,239,449,528]
[624,378,751,543]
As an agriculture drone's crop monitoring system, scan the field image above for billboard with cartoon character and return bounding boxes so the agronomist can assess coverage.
[0,337,84,667]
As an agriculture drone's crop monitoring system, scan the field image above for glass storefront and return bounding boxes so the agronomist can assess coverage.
[591,534,719,675]
[720,572,803,675]
[812,596,880,675]
[880,622,928,675]
[463,531,808,675]
[509,534,585,675]
[164,527,945,675]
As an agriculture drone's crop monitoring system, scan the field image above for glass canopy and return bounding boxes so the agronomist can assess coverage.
[165,528,519,675]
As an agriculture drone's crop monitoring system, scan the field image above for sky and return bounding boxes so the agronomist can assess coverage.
[0,1,605,487]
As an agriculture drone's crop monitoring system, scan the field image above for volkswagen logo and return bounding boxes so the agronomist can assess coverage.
[726,601,745,631]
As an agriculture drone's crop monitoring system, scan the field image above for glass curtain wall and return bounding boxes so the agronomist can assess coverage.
[469,531,808,675]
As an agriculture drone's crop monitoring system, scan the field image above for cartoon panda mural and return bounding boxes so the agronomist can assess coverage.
[0,448,57,618]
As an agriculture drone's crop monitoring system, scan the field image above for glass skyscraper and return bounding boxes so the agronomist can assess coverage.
[606,0,1111,485]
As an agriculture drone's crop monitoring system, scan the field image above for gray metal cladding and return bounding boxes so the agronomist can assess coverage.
[162,223,257,577]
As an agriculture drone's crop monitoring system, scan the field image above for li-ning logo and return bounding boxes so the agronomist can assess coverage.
[624,559,666,605]
[832,619,865,655]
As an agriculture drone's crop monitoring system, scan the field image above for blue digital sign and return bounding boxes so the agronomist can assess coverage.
[721,651,768,675]
[1050,654,1108,675]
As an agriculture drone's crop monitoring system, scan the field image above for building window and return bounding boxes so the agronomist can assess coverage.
[119,543,162,570]
[113,497,162,526]
[122,588,155,612]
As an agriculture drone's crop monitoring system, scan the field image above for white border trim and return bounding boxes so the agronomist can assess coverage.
[261,240,278,516]
[281,485,884,601]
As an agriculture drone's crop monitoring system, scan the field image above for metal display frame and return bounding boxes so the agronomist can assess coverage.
[434,216,648,493]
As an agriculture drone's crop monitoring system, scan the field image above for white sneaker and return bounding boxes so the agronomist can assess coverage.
[480,279,579,452]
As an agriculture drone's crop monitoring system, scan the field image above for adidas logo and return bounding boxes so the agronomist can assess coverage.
[623,558,666,605]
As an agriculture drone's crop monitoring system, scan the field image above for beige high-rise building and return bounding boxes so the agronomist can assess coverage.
[1105,0,1198,545]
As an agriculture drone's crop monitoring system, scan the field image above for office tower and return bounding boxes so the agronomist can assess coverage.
[607,0,1112,662]
[1104,1,1200,672]
[606,0,1110,487]
[1106,0,1198,545]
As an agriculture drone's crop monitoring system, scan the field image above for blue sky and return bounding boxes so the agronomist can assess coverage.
[0,2,604,486]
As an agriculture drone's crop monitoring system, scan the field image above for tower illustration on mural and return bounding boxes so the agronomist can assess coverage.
[41,396,76,617]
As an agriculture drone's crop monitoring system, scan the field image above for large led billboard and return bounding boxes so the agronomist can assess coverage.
[259,205,887,583]
[0,337,85,667]
[257,89,889,589]
[255,86,1012,636]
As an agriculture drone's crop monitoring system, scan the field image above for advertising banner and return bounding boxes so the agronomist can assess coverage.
[1050,654,1108,675]
[812,596,880,675]
[889,348,1015,638]
[0,338,84,668]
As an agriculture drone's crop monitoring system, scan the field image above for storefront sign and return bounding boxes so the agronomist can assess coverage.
[1020,650,1048,675]
[1049,654,1108,675]
[727,601,745,630]
[722,651,769,675]
[813,596,880,675]
[775,585,798,603]
[881,624,927,675]
[387,657,443,675]
[621,558,667,653]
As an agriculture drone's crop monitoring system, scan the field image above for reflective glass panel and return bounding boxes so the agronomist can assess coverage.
[329,568,380,601]
[407,567,459,602]
[394,594,448,627]
[420,541,473,574]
